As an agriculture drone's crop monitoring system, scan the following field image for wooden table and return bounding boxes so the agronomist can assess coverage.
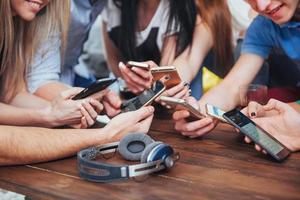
[0,111,299,200]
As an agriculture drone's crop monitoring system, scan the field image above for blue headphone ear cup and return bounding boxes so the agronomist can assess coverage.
[140,142,163,163]
[117,133,154,161]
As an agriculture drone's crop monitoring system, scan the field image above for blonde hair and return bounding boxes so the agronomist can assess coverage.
[0,0,70,103]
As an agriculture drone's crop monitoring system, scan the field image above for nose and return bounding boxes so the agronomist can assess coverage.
[255,0,271,12]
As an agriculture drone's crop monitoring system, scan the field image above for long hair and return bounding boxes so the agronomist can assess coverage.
[197,0,233,77]
[0,0,70,103]
[113,0,197,61]
[112,0,233,77]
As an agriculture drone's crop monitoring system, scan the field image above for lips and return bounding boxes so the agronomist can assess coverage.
[266,4,283,16]
[25,0,43,11]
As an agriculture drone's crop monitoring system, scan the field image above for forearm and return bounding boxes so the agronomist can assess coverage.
[0,126,111,166]
[0,103,53,127]
[102,21,122,77]
[34,82,71,101]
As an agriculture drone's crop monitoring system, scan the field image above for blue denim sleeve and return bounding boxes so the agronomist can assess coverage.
[26,33,61,93]
[241,15,273,59]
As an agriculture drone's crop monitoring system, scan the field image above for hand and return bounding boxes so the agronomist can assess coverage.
[102,90,122,117]
[104,106,155,141]
[46,88,104,128]
[242,99,300,152]
[173,96,217,138]
[156,82,190,108]
[119,61,157,94]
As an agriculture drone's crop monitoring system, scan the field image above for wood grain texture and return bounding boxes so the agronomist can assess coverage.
[0,110,299,200]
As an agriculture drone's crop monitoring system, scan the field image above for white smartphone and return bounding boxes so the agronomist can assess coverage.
[205,104,228,123]
[160,96,205,120]
[127,61,150,69]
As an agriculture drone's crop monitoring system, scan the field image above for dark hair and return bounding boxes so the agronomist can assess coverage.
[113,0,233,77]
[113,0,197,60]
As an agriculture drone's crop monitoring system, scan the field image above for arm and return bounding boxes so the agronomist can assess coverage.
[102,21,122,78]
[160,16,213,83]
[172,53,265,138]
[0,106,154,166]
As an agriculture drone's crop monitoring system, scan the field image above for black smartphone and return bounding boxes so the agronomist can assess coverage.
[72,78,117,100]
[223,109,290,162]
[121,81,166,112]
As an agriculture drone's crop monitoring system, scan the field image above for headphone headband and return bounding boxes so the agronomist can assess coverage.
[77,142,178,183]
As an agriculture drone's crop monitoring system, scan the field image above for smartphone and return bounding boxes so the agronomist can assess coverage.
[223,109,290,162]
[151,66,181,88]
[206,104,228,123]
[159,96,205,121]
[127,61,150,69]
[72,78,117,100]
[121,81,166,112]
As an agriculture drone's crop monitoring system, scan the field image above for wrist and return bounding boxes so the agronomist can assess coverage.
[38,106,58,128]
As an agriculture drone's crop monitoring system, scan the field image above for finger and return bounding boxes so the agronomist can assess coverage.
[176,117,213,132]
[89,89,109,101]
[255,144,262,152]
[129,106,155,122]
[172,86,189,99]
[103,91,122,108]
[262,150,268,155]
[120,63,149,90]
[173,110,190,121]
[82,100,98,119]
[61,87,83,100]
[90,99,104,114]
[136,114,154,133]
[143,60,158,69]
[263,98,287,113]
[244,136,252,143]
[80,116,88,129]
[183,121,216,138]
[103,101,121,117]
[131,67,152,80]
[163,82,185,97]
[80,107,95,126]
[248,101,259,118]
[119,62,143,92]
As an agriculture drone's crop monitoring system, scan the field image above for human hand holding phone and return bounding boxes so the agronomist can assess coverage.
[172,97,218,138]
[119,61,157,94]
[240,99,300,155]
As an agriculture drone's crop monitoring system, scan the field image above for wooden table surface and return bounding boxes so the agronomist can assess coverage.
[0,111,299,200]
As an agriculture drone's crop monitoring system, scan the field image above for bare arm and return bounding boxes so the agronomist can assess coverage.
[160,16,213,83]
[199,53,265,111]
[102,21,122,77]
[34,81,70,101]
[0,106,154,166]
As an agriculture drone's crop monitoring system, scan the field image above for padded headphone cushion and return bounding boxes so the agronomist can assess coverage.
[140,142,163,163]
[118,133,154,161]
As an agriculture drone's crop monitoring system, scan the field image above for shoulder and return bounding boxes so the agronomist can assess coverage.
[102,0,121,30]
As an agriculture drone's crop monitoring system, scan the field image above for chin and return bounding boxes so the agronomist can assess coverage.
[20,13,37,21]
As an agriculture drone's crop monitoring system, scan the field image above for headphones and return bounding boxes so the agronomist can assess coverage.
[77,133,179,183]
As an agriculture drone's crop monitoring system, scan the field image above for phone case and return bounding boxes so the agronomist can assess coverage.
[151,66,181,88]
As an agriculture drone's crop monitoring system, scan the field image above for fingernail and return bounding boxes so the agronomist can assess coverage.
[184,82,190,88]
[166,105,171,109]
[251,112,256,117]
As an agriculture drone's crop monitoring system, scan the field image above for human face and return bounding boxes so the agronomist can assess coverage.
[245,0,299,24]
[10,0,50,21]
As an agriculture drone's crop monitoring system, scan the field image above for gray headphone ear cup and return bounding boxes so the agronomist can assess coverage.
[118,133,154,161]
[140,142,163,163]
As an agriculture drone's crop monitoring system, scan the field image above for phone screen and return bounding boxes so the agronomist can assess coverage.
[206,104,227,123]
[223,109,290,161]
[121,81,166,112]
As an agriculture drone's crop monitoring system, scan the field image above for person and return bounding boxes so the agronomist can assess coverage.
[242,99,300,153]
[0,0,106,128]
[0,106,154,166]
[102,0,233,98]
[173,0,300,138]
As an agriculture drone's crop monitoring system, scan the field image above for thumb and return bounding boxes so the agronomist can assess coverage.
[129,106,155,123]
[89,89,109,101]
[61,87,83,100]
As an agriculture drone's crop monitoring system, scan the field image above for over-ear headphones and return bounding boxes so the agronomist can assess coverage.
[77,133,179,183]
